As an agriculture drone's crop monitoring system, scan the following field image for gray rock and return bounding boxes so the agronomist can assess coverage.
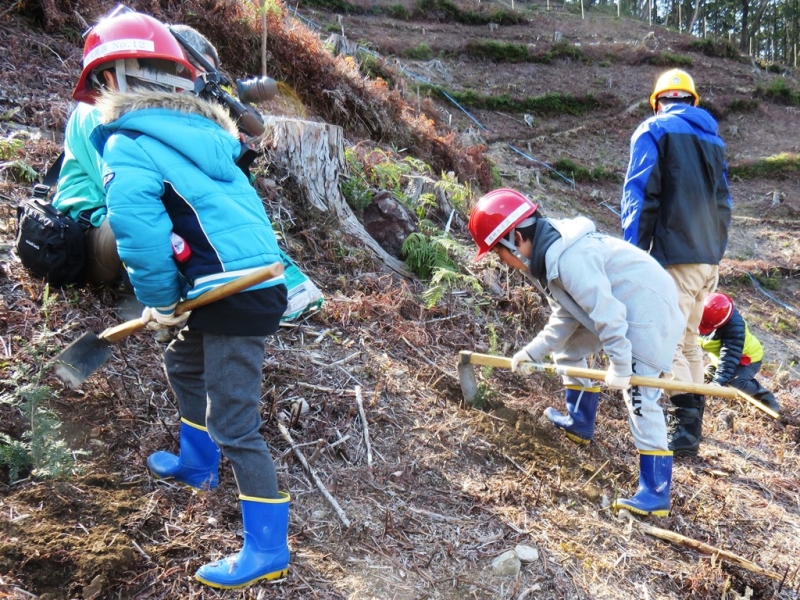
[491,550,521,576]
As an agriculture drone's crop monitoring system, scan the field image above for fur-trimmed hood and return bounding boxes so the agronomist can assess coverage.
[95,90,239,135]
[90,90,243,183]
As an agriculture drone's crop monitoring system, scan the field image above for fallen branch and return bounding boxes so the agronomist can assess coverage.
[355,385,373,466]
[580,459,609,490]
[636,521,783,580]
[277,421,352,528]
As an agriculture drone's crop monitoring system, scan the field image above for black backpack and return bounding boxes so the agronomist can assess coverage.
[15,153,91,287]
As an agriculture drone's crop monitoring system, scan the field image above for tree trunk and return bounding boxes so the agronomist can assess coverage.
[265,117,411,277]
[688,0,703,34]
[740,0,751,52]
[749,0,773,51]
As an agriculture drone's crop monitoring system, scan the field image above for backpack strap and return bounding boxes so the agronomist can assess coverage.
[32,151,65,199]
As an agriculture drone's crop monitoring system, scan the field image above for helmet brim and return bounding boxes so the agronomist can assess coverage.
[473,247,491,262]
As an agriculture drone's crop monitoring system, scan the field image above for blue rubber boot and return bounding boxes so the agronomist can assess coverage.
[544,386,601,445]
[612,452,672,517]
[147,419,221,490]
[195,492,291,589]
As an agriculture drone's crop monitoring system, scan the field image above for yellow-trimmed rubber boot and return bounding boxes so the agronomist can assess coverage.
[612,451,672,517]
[195,492,290,589]
[544,386,601,445]
[147,419,220,490]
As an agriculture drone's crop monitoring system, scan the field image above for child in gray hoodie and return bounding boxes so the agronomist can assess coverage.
[468,188,685,516]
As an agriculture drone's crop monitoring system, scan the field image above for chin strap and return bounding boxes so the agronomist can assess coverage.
[496,215,537,270]
[499,236,530,269]
[114,59,194,94]
[115,59,128,93]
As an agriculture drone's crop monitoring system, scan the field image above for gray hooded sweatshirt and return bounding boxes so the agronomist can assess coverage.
[524,216,684,375]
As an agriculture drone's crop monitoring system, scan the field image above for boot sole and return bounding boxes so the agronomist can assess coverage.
[564,432,592,445]
[195,567,288,589]
[148,470,218,491]
[612,501,670,517]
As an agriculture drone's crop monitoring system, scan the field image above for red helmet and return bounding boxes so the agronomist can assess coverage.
[73,12,196,103]
[468,188,539,261]
[699,292,734,335]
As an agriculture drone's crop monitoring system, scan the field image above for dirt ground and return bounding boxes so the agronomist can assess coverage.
[2,1,800,599]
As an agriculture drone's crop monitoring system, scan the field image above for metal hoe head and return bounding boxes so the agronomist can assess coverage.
[52,332,113,389]
[458,352,480,406]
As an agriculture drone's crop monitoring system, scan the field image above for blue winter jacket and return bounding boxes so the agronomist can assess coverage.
[621,104,732,267]
[90,90,284,310]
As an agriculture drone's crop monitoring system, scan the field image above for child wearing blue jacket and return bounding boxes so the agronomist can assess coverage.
[74,11,290,589]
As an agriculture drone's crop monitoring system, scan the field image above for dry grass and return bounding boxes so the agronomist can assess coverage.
[2,1,800,599]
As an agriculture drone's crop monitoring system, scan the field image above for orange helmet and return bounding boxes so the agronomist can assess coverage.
[699,292,734,335]
[73,12,196,103]
[468,188,538,261]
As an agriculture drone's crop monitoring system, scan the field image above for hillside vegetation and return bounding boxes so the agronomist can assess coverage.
[1,1,800,599]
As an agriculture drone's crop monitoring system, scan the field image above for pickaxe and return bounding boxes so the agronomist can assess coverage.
[457,351,780,420]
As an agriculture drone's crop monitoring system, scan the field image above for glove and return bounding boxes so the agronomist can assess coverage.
[605,364,631,390]
[511,349,532,373]
[141,305,190,330]
[511,345,544,373]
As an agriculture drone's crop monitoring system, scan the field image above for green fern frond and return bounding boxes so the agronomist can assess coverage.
[403,156,432,174]
[422,284,445,307]
[403,232,458,279]
[0,433,33,482]
[435,172,473,214]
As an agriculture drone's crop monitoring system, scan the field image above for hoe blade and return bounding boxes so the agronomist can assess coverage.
[52,332,113,389]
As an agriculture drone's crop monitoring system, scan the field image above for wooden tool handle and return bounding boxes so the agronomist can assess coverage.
[99,262,284,342]
[549,364,740,399]
[733,388,780,419]
[459,351,738,398]
[460,351,780,420]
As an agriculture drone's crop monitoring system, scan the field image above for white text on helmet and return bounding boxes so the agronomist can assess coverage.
[84,39,156,65]
[484,203,531,247]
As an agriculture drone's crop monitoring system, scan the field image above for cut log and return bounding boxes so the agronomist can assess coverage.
[264,117,411,277]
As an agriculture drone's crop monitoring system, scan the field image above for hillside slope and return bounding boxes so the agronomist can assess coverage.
[1,2,800,599]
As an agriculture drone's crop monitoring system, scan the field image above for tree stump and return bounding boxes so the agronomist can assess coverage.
[264,117,411,277]
[325,33,360,57]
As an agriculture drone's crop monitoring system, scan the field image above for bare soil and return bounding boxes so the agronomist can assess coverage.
[2,2,800,599]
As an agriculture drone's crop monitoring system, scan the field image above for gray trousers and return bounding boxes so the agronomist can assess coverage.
[164,328,278,498]
[554,328,668,451]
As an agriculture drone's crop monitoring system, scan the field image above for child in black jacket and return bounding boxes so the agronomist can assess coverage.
[698,292,780,413]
